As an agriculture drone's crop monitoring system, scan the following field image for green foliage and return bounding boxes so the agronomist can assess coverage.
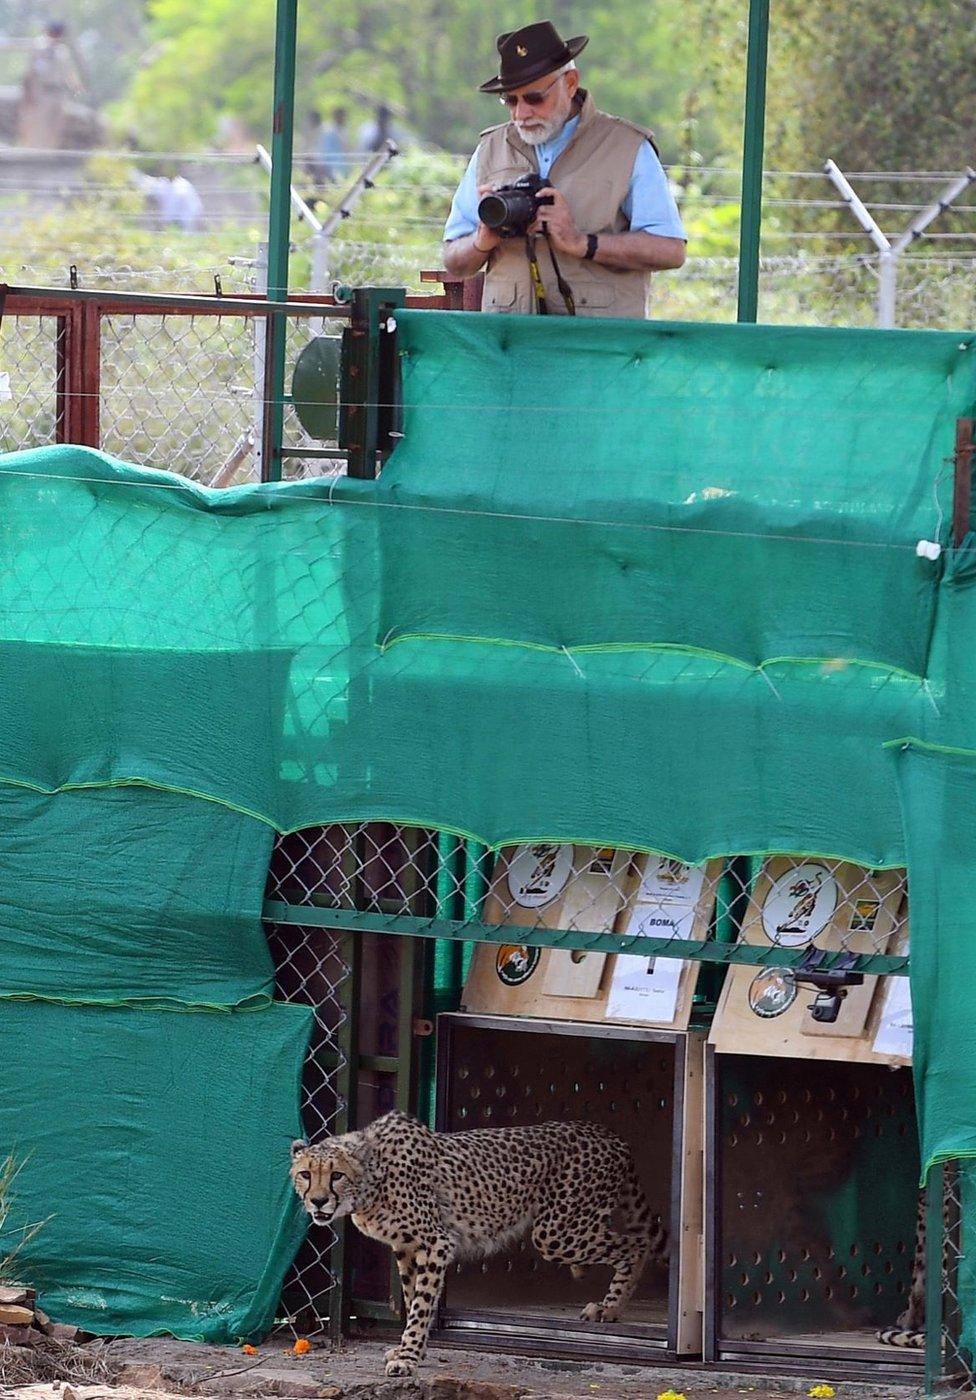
[678,193,741,259]
[0,155,264,291]
[119,0,750,163]
[765,0,976,179]
[117,0,974,193]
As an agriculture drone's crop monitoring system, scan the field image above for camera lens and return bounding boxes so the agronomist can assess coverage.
[478,192,512,229]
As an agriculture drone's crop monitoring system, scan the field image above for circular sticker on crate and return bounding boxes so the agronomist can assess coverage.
[506,843,573,908]
[761,862,838,947]
[747,967,798,1018]
[495,943,541,987]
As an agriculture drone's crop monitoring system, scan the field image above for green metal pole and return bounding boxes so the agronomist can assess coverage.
[262,0,299,481]
[736,0,770,324]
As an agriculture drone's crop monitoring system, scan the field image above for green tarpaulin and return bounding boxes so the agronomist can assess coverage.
[0,998,310,1341]
[0,784,274,1008]
[1,309,975,1341]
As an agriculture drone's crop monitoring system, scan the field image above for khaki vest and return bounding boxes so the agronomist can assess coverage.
[476,91,655,319]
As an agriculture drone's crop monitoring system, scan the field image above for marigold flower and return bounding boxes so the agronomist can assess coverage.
[809,1387,836,1399]
[241,1344,257,1355]
[293,1338,312,1356]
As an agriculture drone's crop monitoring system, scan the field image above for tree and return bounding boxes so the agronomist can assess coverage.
[116,0,750,164]
[766,0,976,174]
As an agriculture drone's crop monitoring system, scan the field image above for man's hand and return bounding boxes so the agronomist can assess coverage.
[442,183,502,279]
[473,183,503,255]
[529,186,586,259]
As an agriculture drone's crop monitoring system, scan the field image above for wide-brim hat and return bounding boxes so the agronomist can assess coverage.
[479,21,589,93]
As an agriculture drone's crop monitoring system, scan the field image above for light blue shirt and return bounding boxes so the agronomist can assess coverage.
[443,114,686,242]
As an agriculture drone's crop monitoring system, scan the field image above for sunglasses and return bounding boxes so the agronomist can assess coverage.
[499,72,565,108]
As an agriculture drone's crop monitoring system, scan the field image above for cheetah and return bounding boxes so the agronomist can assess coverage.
[290,1110,665,1377]
[877,1174,954,1349]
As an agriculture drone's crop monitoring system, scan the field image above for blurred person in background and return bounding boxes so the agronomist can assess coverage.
[357,100,393,153]
[314,105,349,181]
[17,19,87,148]
[134,167,204,232]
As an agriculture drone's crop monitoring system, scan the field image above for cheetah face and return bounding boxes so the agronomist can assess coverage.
[290,1139,361,1225]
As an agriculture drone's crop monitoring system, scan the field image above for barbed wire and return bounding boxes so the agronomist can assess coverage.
[7,147,974,181]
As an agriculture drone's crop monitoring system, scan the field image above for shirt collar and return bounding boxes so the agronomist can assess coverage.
[536,112,580,160]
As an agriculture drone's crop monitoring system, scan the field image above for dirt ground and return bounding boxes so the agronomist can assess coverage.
[0,1335,928,1400]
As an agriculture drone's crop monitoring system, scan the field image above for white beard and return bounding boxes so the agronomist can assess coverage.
[514,113,566,146]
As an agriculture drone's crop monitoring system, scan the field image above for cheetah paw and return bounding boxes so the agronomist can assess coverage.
[385,1354,418,1377]
[580,1303,619,1323]
[383,1345,401,1363]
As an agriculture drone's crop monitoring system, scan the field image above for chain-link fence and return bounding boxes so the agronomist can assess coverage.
[266,830,908,978]
[0,310,63,451]
[264,827,917,1349]
[926,1162,975,1395]
[0,287,437,481]
[265,916,353,1336]
[99,312,256,479]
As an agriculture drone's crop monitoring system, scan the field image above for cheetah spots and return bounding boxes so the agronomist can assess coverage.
[294,1111,652,1376]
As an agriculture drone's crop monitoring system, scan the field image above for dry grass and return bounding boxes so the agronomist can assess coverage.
[0,1335,113,1387]
[0,1151,95,1389]
[0,1152,51,1285]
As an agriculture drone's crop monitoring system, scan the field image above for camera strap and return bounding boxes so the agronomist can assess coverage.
[523,233,577,317]
[544,236,577,316]
[524,234,551,315]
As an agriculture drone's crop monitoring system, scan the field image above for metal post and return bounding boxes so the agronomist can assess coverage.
[252,241,268,479]
[258,139,398,299]
[877,250,897,329]
[825,160,976,328]
[262,0,299,482]
[924,1163,945,1397]
[736,0,770,323]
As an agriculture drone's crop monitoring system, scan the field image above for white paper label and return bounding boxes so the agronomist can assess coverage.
[872,975,913,1060]
[606,954,683,1023]
[623,856,706,942]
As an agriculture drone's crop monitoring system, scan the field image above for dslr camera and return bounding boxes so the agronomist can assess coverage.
[477,173,554,238]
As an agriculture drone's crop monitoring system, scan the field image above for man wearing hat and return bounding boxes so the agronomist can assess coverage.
[443,21,686,318]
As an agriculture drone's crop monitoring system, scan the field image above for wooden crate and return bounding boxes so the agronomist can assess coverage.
[704,1047,923,1381]
[463,846,722,1031]
[433,1012,705,1361]
[709,858,908,1064]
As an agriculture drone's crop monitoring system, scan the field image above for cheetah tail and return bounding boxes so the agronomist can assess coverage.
[876,1326,925,1349]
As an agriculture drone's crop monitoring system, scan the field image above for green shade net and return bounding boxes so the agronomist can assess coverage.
[370,316,972,674]
[893,740,976,1176]
[0,783,274,1008]
[894,740,976,1361]
[6,298,976,856]
[1,309,975,1342]
[0,999,311,1342]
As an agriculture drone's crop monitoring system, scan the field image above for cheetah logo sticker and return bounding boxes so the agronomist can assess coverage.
[495,943,541,986]
[748,966,798,1018]
[761,862,837,947]
[506,843,573,909]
